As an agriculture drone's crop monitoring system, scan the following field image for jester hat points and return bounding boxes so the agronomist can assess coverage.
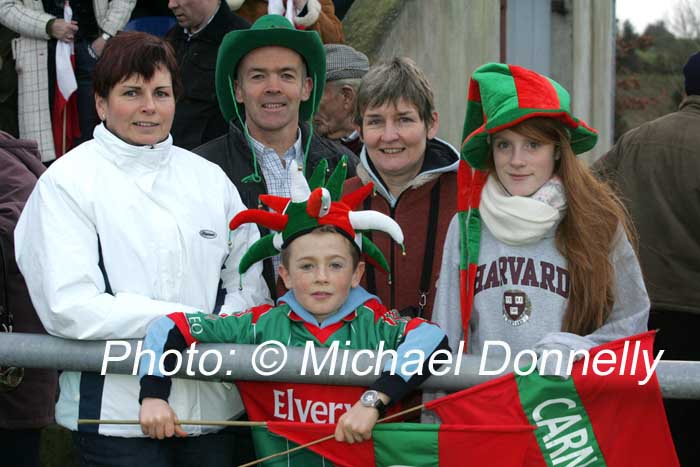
[461,63,598,169]
[229,156,404,276]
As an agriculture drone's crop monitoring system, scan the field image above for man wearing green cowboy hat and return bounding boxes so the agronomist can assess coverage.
[194,14,355,297]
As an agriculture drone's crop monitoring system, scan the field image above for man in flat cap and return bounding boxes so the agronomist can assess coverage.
[314,43,369,155]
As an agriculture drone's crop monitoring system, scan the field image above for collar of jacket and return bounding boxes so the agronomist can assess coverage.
[94,123,173,173]
[277,286,376,328]
[680,94,700,114]
[357,137,460,205]
[228,120,315,173]
[174,2,241,44]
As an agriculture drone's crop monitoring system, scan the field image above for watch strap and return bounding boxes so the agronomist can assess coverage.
[374,399,387,418]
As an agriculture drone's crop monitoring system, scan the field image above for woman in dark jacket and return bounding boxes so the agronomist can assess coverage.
[343,57,459,321]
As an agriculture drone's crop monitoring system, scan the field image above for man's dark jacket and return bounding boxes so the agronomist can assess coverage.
[166,4,249,150]
[594,95,700,315]
[0,131,56,429]
[195,122,358,296]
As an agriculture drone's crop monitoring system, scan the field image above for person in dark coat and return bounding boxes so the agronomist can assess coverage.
[593,51,700,466]
[166,0,249,149]
[0,130,56,467]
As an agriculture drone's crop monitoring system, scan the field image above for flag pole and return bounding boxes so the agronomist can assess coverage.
[62,109,67,155]
[237,403,426,467]
[77,419,267,427]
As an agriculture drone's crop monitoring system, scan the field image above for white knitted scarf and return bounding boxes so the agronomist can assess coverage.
[480,174,567,245]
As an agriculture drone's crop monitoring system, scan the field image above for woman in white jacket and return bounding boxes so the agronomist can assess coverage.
[14,32,269,466]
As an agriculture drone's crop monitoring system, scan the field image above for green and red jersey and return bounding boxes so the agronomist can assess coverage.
[139,287,449,414]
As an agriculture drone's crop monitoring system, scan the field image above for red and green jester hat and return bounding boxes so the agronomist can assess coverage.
[229,155,405,283]
[456,63,598,343]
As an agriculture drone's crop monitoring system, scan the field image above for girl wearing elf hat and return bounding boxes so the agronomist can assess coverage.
[426,63,649,385]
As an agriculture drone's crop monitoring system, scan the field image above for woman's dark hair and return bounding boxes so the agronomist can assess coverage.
[93,31,182,99]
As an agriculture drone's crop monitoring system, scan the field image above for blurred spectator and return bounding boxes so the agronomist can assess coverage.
[0,0,136,162]
[130,0,172,19]
[166,0,249,150]
[227,0,343,43]
[0,130,56,467]
[593,51,700,466]
[0,26,18,138]
[331,0,353,19]
[314,43,368,155]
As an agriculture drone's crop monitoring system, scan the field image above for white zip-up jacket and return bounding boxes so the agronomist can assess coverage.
[15,124,270,437]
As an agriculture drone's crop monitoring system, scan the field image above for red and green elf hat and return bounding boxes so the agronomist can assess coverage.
[456,63,598,343]
[461,62,598,170]
[229,156,405,277]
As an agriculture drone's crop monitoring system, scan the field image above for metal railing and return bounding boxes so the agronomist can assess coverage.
[1,333,699,399]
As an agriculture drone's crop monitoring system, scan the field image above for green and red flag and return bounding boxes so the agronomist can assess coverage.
[426,331,678,467]
[253,422,533,467]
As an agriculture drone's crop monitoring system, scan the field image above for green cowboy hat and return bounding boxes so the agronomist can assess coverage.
[215,14,326,125]
[461,62,598,169]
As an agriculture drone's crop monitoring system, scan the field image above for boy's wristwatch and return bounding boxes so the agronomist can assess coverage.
[360,390,387,417]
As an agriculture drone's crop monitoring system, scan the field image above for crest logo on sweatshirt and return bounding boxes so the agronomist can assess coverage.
[503,289,531,326]
[199,229,217,239]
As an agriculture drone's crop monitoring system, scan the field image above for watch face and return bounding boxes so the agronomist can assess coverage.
[361,390,378,406]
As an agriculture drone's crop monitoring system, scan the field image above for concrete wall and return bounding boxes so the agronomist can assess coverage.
[572,0,615,163]
[343,0,614,162]
[507,0,551,75]
[550,0,574,93]
[344,0,501,149]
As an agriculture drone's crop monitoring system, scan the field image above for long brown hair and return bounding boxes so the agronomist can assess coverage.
[489,118,637,335]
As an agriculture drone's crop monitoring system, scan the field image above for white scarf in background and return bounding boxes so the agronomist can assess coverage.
[479,174,567,245]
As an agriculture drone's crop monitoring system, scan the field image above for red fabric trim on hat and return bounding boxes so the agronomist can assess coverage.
[489,111,581,134]
[468,78,481,102]
[470,171,488,210]
[577,118,598,134]
[510,65,560,109]
[462,123,487,148]
[457,160,472,212]
[318,206,355,238]
[362,254,387,274]
[459,268,469,342]
[341,182,374,210]
[462,263,478,343]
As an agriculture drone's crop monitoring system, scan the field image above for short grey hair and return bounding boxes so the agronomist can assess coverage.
[354,57,435,127]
